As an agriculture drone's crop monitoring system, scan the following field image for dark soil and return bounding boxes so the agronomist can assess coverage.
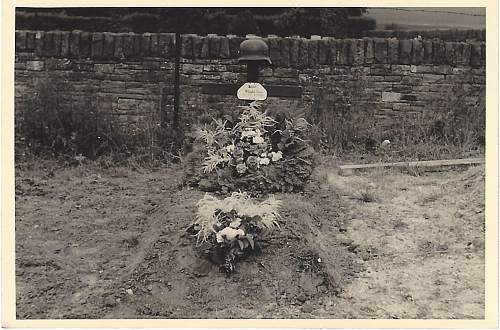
[15,161,361,319]
[15,160,485,319]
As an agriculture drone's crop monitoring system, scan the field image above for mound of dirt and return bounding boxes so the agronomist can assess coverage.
[15,162,363,319]
[104,172,362,318]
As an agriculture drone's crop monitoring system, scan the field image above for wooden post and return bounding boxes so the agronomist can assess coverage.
[173,32,181,142]
[246,62,260,82]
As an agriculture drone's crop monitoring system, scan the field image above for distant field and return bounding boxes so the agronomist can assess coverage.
[367,7,486,29]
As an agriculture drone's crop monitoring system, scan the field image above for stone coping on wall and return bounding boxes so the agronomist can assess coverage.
[15,30,486,67]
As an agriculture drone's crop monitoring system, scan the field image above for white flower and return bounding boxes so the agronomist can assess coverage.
[229,218,242,228]
[236,163,247,174]
[241,129,256,138]
[225,144,235,152]
[261,152,267,157]
[271,151,283,161]
[254,129,261,136]
[253,136,265,144]
[216,227,245,242]
[216,233,224,243]
[380,139,391,148]
[259,157,270,165]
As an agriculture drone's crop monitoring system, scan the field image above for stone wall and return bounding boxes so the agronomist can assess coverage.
[14,30,486,144]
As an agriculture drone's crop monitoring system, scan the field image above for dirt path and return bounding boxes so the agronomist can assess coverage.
[316,166,485,318]
[15,161,484,319]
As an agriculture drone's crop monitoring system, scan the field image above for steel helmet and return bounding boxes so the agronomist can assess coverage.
[238,39,272,65]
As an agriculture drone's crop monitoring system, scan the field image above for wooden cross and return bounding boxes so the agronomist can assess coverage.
[202,39,303,99]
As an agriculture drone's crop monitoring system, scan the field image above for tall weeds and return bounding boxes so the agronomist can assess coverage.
[15,78,177,166]
[308,73,485,162]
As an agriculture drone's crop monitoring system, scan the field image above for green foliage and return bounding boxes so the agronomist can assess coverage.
[190,192,281,273]
[347,16,377,36]
[373,80,486,162]
[18,79,113,158]
[193,191,281,243]
[193,118,231,149]
[309,74,485,162]
[16,8,375,36]
[429,82,485,147]
[15,11,115,32]
[185,101,315,195]
[309,80,376,153]
[227,10,261,36]
[233,102,276,131]
[121,12,160,33]
[16,78,177,164]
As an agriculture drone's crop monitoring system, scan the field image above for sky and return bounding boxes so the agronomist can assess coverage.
[366,7,486,29]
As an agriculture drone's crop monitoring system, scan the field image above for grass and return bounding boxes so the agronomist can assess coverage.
[306,74,485,165]
[15,78,185,167]
[358,189,377,203]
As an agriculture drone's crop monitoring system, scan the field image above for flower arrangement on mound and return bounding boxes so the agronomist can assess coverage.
[185,101,315,195]
[184,101,316,274]
[188,192,281,273]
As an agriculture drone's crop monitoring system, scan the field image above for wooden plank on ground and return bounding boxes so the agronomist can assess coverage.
[339,158,485,176]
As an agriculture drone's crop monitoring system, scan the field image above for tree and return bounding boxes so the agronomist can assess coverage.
[227,10,261,36]
[16,7,376,36]
[272,8,370,37]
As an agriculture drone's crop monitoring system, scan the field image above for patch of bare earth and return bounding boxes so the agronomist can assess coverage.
[320,166,485,319]
[15,161,484,319]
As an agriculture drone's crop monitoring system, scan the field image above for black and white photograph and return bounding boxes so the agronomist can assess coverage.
[5,4,495,323]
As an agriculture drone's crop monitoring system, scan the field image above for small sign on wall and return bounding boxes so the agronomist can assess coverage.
[237,82,268,101]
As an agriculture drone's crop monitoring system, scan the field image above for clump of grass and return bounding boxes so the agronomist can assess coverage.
[358,189,377,203]
[418,188,444,205]
[405,164,422,177]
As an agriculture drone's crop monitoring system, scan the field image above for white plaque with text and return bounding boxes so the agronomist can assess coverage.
[237,82,268,101]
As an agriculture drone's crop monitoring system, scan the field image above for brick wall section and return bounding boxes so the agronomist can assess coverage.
[14,30,486,136]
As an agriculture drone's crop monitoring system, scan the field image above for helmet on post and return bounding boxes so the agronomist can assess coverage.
[238,39,272,66]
